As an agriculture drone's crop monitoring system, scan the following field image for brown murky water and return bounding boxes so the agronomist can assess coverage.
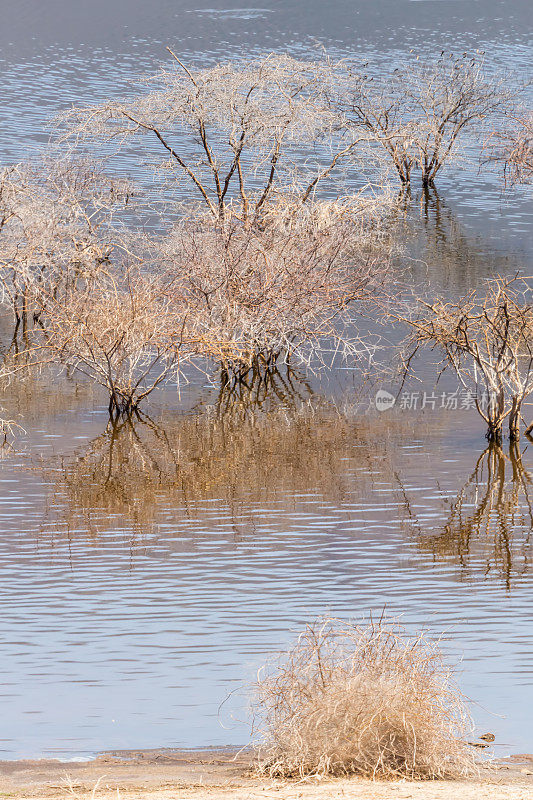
[0,0,532,761]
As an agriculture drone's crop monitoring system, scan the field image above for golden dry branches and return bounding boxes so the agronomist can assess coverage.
[252,616,480,780]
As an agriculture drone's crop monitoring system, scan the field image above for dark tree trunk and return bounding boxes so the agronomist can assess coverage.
[509,397,521,441]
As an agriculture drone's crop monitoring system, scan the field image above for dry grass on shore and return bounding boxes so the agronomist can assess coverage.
[253,616,481,781]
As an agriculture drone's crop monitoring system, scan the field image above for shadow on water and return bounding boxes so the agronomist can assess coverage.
[398,441,533,590]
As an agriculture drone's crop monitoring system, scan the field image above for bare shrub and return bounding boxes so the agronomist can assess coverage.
[0,414,23,447]
[39,260,187,416]
[253,616,479,780]
[337,52,511,187]
[397,276,533,442]
[0,158,130,329]
[486,112,533,186]
[160,199,394,381]
[56,53,375,223]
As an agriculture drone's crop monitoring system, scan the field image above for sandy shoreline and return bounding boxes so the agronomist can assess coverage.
[1,749,533,800]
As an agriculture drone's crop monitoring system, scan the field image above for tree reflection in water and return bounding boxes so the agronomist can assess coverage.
[210,363,314,420]
[405,187,523,294]
[40,371,533,590]
[400,442,533,590]
[41,380,401,542]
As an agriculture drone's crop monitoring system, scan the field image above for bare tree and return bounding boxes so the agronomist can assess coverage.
[397,275,533,442]
[159,198,393,383]
[56,53,376,223]
[38,260,188,416]
[0,159,174,418]
[486,111,533,186]
[0,158,130,331]
[337,52,511,187]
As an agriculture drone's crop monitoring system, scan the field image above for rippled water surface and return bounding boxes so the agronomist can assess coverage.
[0,0,532,760]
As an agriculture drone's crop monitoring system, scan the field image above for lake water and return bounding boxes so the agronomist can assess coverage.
[0,0,532,761]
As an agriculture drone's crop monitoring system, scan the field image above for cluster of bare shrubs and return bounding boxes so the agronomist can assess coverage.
[4,193,389,415]
[0,160,184,416]
[0,53,529,435]
[0,53,403,415]
[57,50,513,202]
[0,48,526,428]
[253,616,479,780]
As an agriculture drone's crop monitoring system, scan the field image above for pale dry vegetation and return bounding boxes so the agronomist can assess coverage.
[39,260,189,415]
[0,158,130,330]
[160,199,393,381]
[396,276,533,442]
[0,52,398,414]
[253,617,479,780]
[57,53,375,223]
[488,111,533,186]
[0,49,526,427]
[335,52,511,187]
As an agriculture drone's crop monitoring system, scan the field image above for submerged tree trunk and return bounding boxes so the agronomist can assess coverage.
[108,390,137,418]
[486,422,503,445]
[486,388,505,444]
[509,396,521,441]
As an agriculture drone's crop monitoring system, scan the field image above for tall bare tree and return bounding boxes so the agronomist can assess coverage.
[57,53,373,224]
[336,52,511,187]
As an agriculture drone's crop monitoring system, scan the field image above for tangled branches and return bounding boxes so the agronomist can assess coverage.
[487,112,533,186]
[57,53,370,223]
[39,260,187,416]
[398,276,533,442]
[253,616,479,780]
[161,200,393,382]
[0,158,130,330]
